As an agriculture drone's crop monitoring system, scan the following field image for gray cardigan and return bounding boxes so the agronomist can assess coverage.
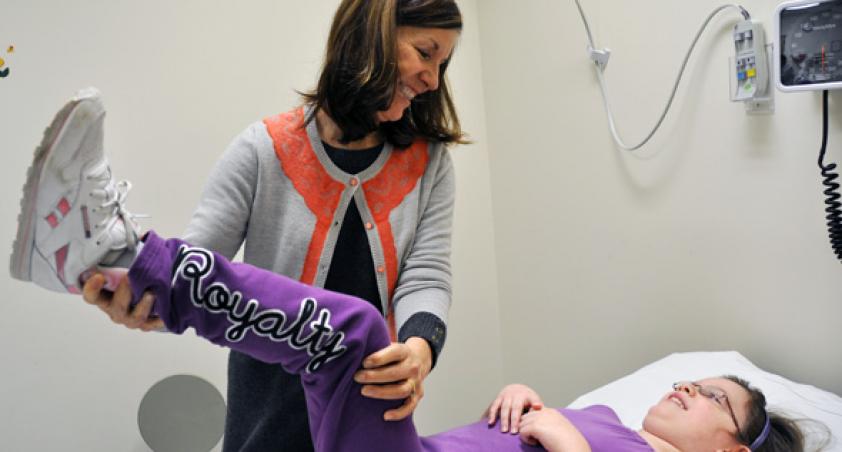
[183,106,453,343]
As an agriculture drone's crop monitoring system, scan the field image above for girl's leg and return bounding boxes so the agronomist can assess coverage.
[128,231,424,452]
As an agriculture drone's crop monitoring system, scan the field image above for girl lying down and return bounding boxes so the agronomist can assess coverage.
[11,94,808,452]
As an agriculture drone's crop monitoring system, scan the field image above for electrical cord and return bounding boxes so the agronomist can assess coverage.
[573,0,750,151]
[818,90,842,261]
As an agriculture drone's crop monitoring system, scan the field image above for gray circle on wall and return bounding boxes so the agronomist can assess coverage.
[138,374,226,452]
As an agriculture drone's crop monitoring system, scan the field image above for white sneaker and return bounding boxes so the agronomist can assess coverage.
[10,88,140,293]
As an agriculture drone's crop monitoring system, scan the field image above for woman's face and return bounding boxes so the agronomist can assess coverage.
[642,377,752,452]
[375,26,460,123]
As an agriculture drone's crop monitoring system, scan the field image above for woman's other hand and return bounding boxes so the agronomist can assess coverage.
[354,337,432,421]
[485,383,544,433]
[82,273,164,331]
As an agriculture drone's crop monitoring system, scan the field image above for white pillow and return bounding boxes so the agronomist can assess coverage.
[567,351,842,451]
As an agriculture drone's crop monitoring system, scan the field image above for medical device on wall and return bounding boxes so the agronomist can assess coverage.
[732,21,770,102]
[774,0,842,261]
[575,0,842,262]
[775,0,842,91]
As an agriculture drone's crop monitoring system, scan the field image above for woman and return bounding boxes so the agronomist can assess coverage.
[45,0,465,450]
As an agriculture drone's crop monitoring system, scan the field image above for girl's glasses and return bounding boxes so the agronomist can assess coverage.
[672,381,746,443]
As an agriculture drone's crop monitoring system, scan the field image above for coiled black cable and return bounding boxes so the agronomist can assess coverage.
[818,90,842,261]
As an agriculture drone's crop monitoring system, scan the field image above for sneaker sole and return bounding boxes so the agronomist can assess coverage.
[9,88,103,283]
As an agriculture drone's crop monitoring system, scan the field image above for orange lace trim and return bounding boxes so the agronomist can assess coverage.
[263,108,345,285]
[363,140,429,338]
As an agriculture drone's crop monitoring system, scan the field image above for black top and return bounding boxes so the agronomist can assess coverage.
[322,142,384,313]
[321,141,446,364]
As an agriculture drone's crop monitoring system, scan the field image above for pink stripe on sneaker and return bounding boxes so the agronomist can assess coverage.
[57,197,71,216]
[46,213,59,228]
[55,245,69,285]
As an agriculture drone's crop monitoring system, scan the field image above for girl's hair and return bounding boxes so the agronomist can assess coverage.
[301,0,467,148]
[724,375,829,452]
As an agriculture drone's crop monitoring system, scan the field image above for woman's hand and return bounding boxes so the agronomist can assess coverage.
[82,272,164,331]
[519,407,591,452]
[485,384,544,433]
[354,337,432,421]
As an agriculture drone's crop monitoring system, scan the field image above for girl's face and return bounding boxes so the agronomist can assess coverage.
[375,26,460,123]
[642,377,752,452]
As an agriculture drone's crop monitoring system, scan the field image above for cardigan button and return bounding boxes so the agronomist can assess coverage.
[349,177,359,187]
[365,222,373,230]
[376,265,385,273]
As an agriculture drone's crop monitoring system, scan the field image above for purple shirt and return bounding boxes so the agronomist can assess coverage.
[420,405,654,452]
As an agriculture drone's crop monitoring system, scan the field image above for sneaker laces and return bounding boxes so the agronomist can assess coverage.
[87,167,146,250]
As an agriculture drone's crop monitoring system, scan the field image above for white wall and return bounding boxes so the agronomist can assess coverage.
[0,0,502,449]
[412,0,505,436]
[476,0,842,408]
[5,0,841,450]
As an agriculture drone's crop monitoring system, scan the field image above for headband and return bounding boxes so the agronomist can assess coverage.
[749,412,771,450]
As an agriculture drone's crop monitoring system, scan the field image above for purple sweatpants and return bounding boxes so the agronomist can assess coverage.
[129,233,651,452]
[130,232,425,452]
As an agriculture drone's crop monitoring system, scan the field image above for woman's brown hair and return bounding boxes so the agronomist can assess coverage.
[724,375,830,452]
[302,0,467,148]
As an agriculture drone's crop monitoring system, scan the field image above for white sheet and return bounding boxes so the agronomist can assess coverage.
[567,351,842,451]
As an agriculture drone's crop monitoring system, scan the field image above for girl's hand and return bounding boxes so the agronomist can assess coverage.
[519,408,591,452]
[82,272,164,331]
[485,384,544,433]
